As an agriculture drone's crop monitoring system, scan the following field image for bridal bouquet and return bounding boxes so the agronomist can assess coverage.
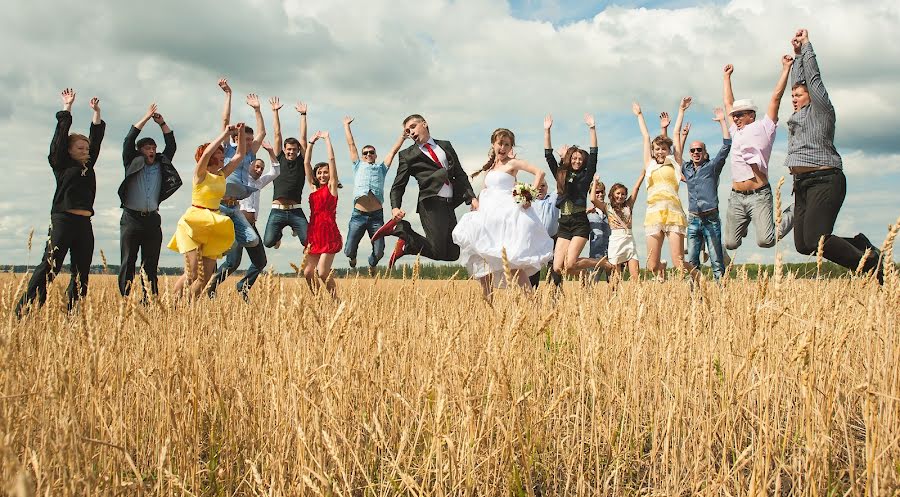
[512,183,538,205]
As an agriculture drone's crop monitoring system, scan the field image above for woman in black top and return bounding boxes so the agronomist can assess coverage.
[16,89,105,318]
[544,114,611,282]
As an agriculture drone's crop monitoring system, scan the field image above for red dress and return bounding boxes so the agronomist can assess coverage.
[307,186,342,255]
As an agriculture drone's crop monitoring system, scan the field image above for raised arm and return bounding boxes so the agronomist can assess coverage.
[673,96,691,163]
[342,116,360,163]
[195,126,234,183]
[295,101,308,154]
[513,158,545,193]
[711,107,732,176]
[629,170,646,209]
[220,123,247,178]
[679,123,692,152]
[322,132,339,196]
[585,113,598,175]
[247,94,266,154]
[50,89,75,167]
[632,102,651,165]
[87,97,105,167]
[124,104,155,164]
[543,114,559,174]
[589,174,607,211]
[723,64,735,127]
[257,141,281,187]
[768,55,794,124]
[382,130,407,168]
[792,30,832,111]
[659,112,670,138]
[269,97,283,157]
[153,111,176,160]
[218,78,232,131]
[304,131,319,189]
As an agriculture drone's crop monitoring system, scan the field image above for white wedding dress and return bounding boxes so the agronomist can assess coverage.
[452,170,554,282]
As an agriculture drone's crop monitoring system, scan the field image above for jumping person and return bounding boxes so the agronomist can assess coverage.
[371,114,477,269]
[264,98,310,251]
[303,131,342,298]
[341,116,406,275]
[605,180,642,280]
[15,89,106,318]
[118,103,182,299]
[168,124,247,301]
[786,29,883,282]
[723,58,794,251]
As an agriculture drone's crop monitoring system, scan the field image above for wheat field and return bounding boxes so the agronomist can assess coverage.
[1,249,899,496]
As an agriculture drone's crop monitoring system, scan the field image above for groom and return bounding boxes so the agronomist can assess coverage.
[372,114,477,268]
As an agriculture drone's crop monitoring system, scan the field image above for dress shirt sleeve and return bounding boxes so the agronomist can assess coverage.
[162,130,177,161]
[257,162,280,188]
[799,42,834,112]
[544,148,558,175]
[87,120,106,168]
[49,110,73,168]
[712,139,732,176]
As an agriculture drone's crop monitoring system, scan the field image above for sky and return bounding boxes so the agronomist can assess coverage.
[1,0,898,274]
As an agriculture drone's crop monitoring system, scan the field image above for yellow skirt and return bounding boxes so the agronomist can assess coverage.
[167,206,235,259]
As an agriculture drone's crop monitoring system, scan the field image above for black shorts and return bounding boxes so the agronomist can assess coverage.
[557,212,590,240]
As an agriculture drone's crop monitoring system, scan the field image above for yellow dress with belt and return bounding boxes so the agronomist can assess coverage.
[167,172,235,258]
[643,156,687,236]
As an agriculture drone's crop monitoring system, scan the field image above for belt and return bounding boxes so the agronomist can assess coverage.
[794,168,840,181]
[732,183,771,196]
[192,204,219,212]
[431,196,454,204]
[124,207,158,217]
[690,208,719,218]
[271,203,302,210]
[221,199,239,207]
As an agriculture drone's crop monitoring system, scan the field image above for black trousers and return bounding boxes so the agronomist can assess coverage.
[118,209,162,297]
[16,213,94,317]
[396,197,460,261]
[793,169,878,272]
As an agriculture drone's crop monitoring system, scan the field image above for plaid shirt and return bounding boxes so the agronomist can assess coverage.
[784,42,843,169]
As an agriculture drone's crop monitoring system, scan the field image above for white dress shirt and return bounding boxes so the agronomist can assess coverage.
[239,161,280,213]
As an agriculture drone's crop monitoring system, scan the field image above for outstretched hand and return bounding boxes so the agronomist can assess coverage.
[794,28,809,47]
[631,102,642,116]
[261,140,274,151]
[680,123,691,137]
[544,114,553,130]
[145,103,158,119]
[269,96,282,111]
[584,113,596,128]
[218,78,231,94]
[659,112,670,128]
[713,107,725,122]
[723,64,734,76]
[61,88,76,106]
[680,96,693,110]
[246,93,261,109]
[557,144,570,158]
[343,116,354,126]
[89,97,100,112]
[152,112,165,125]
[295,101,308,114]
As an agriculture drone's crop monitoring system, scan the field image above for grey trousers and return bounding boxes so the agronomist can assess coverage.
[724,186,793,250]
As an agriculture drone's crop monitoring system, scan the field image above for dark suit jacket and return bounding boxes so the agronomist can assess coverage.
[390,139,476,212]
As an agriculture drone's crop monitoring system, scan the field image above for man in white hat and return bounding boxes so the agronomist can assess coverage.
[722,57,794,251]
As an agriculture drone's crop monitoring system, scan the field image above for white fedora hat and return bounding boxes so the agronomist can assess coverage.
[730,99,758,115]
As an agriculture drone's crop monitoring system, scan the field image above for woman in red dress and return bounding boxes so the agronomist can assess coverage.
[303,130,342,297]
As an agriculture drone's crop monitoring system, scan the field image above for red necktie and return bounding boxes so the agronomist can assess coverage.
[424,143,449,185]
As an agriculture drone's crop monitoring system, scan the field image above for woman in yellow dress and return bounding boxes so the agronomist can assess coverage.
[632,102,697,281]
[168,123,247,299]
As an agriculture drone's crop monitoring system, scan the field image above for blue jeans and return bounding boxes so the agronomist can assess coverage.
[263,208,308,248]
[208,224,267,297]
[220,204,259,248]
[687,213,725,280]
[343,208,385,267]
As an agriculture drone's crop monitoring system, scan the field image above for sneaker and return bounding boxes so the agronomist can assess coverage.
[349,257,357,269]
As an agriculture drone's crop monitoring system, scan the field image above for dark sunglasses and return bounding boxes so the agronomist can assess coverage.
[690,148,704,153]
[362,150,376,156]
[732,111,752,119]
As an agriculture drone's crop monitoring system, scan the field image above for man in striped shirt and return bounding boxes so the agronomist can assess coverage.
[785,28,883,283]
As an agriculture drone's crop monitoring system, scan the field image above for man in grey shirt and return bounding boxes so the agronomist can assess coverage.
[785,28,882,283]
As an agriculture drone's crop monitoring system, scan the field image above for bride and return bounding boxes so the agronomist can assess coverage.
[452,128,554,299]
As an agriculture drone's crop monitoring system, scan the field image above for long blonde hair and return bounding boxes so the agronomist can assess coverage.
[471,128,515,178]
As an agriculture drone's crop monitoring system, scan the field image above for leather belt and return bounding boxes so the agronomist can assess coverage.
[794,168,840,181]
[732,184,771,196]
[124,207,158,217]
[690,208,719,218]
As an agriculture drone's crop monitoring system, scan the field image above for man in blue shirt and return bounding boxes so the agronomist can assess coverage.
[118,103,182,298]
[341,116,407,275]
[679,107,732,280]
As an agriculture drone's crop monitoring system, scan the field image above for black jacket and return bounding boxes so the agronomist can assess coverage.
[391,140,475,212]
[118,126,182,208]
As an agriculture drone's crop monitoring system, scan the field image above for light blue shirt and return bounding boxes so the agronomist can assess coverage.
[351,159,389,204]
[123,162,161,212]
[532,192,559,237]
[224,141,256,187]
[587,209,611,258]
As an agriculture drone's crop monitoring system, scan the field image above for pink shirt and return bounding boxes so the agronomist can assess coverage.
[729,114,777,182]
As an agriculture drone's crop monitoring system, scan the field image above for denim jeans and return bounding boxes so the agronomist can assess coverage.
[208,224,267,297]
[724,186,793,250]
[343,208,385,267]
[220,204,259,248]
[264,208,309,248]
[687,213,725,280]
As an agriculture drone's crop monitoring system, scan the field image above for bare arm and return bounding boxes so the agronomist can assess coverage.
[659,112,670,138]
[269,97,283,157]
[89,97,101,125]
[632,102,650,165]
[585,113,598,148]
[382,131,407,168]
[220,124,247,178]
[296,101,308,154]
[590,174,607,211]
[512,158,545,192]
[768,55,794,123]
[679,123,692,152]
[247,94,265,154]
[304,132,319,189]
[543,114,552,150]
[195,127,234,183]
[218,78,232,131]
[342,116,359,163]
[322,132,339,196]
[723,65,735,127]
[153,112,176,160]
[673,97,691,163]
[628,170,645,209]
